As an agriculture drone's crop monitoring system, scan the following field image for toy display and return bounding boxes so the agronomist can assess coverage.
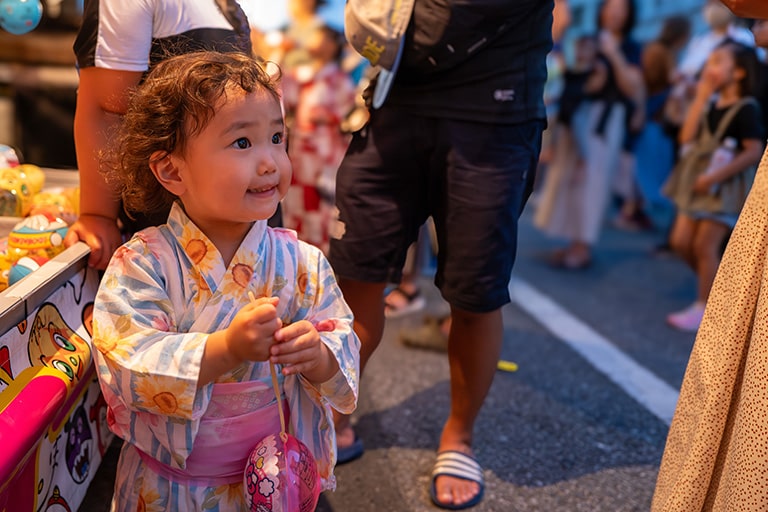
[8,212,69,258]
[0,160,79,291]
[29,189,78,225]
[0,145,19,169]
[8,254,48,285]
[0,164,47,217]
[0,0,43,35]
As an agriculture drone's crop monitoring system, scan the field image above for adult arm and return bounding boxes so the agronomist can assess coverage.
[552,0,571,44]
[67,67,142,269]
[720,0,768,18]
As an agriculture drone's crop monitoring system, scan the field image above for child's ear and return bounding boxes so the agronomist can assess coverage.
[149,151,186,196]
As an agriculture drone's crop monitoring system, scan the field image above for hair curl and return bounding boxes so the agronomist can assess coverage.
[101,51,281,218]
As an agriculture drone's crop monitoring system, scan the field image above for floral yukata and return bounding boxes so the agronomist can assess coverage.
[92,203,360,511]
[281,61,356,254]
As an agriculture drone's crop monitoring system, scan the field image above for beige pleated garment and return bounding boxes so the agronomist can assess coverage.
[652,148,768,511]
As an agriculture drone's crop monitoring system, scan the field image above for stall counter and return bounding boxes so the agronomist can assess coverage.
[0,168,110,511]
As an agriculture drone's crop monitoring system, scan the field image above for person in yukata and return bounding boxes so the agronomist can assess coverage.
[89,50,360,511]
[281,23,356,254]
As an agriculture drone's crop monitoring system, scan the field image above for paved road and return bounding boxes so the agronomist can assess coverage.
[81,205,698,511]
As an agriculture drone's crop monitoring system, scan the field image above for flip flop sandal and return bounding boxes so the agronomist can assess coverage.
[399,316,449,352]
[336,433,364,465]
[384,286,426,318]
[430,451,485,510]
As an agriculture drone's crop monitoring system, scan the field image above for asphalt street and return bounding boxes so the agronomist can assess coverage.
[80,203,698,511]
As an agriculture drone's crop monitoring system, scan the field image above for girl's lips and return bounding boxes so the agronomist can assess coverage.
[248,185,277,194]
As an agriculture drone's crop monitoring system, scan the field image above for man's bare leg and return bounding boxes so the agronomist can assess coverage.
[434,306,503,507]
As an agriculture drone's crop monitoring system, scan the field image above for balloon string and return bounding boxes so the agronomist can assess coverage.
[249,292,287,438]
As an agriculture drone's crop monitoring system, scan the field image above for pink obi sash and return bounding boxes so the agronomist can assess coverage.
[138,379,288,487]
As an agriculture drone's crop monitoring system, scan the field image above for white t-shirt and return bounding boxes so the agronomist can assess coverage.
[74,0,248,72]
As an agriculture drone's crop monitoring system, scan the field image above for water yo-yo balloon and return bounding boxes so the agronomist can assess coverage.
[244,431,321,512]
[0,0,43,35]
[243,291,321,512]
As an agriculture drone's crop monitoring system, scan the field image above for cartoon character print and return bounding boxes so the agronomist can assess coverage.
[0,345,11,386]
[43,486,72,512]
[34,432,60,512]
[88,389,110,457]
[64,397,93,484]
[28,303,91,383]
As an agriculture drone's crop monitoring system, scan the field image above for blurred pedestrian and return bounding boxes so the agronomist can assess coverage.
[281,23,355,254]
[665,0,755,137]
[634,16,692,207]
[535,0,644,269]
[663,40,764,332]
[330,0,553,509]
[652,2,768,508]
[281,0,327,72]
[534,34,603,261]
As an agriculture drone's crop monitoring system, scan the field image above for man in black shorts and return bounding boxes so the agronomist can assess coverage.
[330,0,553,509]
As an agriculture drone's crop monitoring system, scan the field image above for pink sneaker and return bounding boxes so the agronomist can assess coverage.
[666,302,705,332]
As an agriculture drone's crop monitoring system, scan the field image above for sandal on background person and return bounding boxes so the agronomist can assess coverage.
[399,314,451,352]
[384,284,426,318]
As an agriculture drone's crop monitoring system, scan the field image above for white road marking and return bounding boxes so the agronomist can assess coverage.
[509,277,679,425]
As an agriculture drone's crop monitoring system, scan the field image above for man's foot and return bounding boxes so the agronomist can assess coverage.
[336,424,364,464]
[430,446,484,510]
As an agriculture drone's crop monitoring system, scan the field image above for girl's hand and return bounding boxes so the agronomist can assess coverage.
[598,30,620,57]
[693,173,715,195]
[225,297,281,362]
[271,320,339,383]
[694,72,716,102]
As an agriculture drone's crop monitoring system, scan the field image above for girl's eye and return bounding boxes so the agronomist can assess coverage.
[233,138,251,149]
[271,132,284,145]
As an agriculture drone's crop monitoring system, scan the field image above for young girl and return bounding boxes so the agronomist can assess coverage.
[91,51,360,511]
[664,40,765,332]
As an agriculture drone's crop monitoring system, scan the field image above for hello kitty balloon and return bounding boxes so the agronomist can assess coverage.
[244,431,321,512]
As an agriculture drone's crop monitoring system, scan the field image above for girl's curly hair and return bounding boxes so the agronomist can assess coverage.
[101,51,281,218]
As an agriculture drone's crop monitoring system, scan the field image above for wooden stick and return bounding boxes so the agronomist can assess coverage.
[248,291,286,436]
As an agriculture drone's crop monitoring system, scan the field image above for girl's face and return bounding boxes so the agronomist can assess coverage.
[753,20,768,49]
[169,87,291,240]
[600,0,629,34]
[702,46,743,93]
[575,38,597,66]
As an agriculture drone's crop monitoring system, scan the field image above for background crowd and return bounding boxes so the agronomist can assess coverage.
[252,0,768,337]
[233,0,765,344]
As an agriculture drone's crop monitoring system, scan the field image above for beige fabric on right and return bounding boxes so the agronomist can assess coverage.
[652,148,768,511]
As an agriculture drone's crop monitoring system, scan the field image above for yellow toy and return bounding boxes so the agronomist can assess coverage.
[7,213,69,260]
[29,190,77,225]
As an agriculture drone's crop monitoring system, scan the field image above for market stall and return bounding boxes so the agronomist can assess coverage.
[0,169,108,512]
